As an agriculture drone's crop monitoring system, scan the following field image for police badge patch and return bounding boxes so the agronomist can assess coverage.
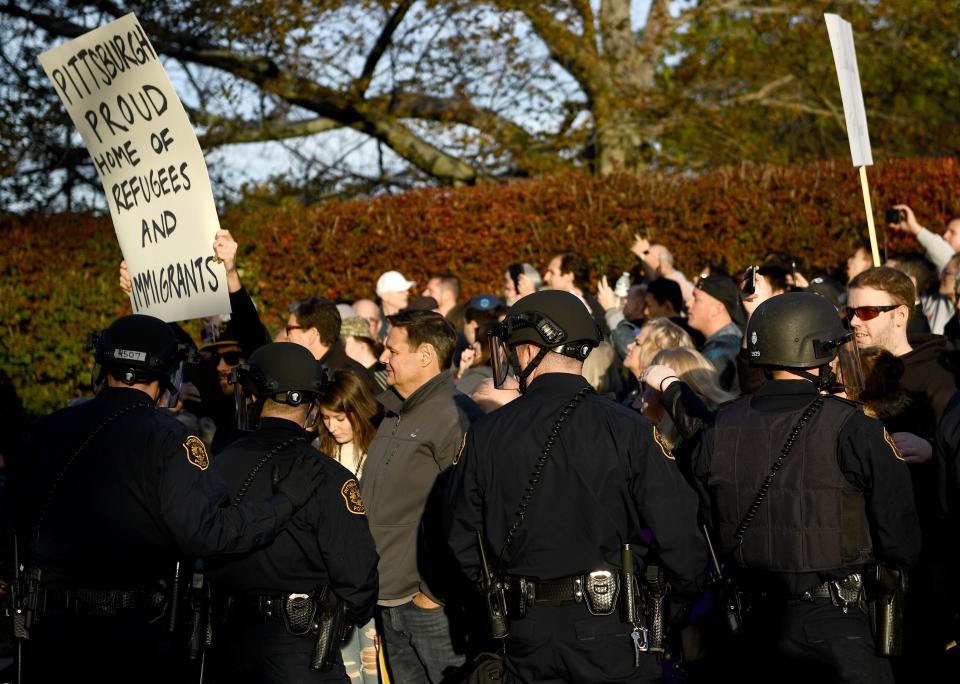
[341,479,365,515]
[882,428,904,461]
[183,436,210,471]
[653,426,675,460]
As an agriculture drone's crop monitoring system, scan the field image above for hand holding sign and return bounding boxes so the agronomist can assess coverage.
[39,14,230,322]
[213,229,242,293]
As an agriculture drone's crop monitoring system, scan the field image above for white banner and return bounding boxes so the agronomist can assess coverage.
[39,13,231,322]
[824,13,873,167]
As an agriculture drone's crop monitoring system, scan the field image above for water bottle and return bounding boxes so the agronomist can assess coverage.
[614,272,631,298]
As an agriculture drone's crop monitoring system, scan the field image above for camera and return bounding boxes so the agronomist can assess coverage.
[885,208,905,224]
[740,265,758,297]
[508,264,523,292]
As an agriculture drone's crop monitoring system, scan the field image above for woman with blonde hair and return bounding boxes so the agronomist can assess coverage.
[622,317,695,411]
[640,347,737,449]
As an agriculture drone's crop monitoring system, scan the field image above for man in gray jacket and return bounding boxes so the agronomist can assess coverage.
[361,309,482,683]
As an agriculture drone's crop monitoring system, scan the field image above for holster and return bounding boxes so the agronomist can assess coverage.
[640,565,666,652]
[717,577,743,635]
[866,565,907,657]
[310,585,347,671]
[186,571,213,661]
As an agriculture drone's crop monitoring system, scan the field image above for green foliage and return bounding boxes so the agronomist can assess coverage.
[3,157,959,415]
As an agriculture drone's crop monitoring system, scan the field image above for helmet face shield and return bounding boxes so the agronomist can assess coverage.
[835,335,864,397]
[230,364,257,431]
[157,360,185,409]
[489,333,515,389]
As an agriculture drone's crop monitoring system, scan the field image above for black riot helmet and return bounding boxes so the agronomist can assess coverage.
[489,289,602,393]
[229,342,332,430]
[91,314,187,406]
[747,292,862,393]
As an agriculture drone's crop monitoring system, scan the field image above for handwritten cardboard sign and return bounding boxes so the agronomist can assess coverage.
[824,14,873,167]
[39,13,231,322]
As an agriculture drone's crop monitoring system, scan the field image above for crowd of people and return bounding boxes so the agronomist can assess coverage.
[5,201,960,683]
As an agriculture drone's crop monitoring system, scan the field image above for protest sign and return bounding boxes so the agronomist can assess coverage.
[38,13,231,322]
[824,13,880,266]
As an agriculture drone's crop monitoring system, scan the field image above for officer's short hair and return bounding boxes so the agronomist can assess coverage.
[289,296,341,346]
[387,310,457,370]
[848,267,917,308]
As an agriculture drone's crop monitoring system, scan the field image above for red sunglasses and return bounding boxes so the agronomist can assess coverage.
[840,304,901,321]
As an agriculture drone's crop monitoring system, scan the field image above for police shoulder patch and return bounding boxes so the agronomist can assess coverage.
[183,435,209,471]
[453,431,468,466]
[652,426,675,461]
[882,428,904,461]
[341,479,365,515]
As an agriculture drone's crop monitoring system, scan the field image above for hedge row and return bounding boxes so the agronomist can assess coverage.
[3,157,959,415]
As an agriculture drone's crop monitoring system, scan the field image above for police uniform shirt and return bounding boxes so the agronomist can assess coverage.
[446,372,707,599]
[210,417,379,623]
[16,387,295,587]
[689,379,922,594]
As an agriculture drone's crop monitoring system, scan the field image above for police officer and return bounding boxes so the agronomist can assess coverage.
[445,290,707,683]
[689,292,921,683]
[208,342,379,684]
[14,314,325,684]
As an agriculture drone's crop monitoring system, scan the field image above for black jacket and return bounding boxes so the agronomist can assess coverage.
[445,372,707,599]
[15,387,295,587]
[209,417,379,624]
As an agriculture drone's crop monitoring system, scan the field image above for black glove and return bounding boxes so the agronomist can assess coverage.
[273,452,325,509]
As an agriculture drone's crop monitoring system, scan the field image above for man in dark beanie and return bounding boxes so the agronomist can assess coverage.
[686,275,746,394]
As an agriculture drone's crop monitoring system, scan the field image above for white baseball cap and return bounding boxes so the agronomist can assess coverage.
[376,270,416,296]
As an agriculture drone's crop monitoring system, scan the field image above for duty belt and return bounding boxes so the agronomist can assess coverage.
[509,570,621,616]
[800,573,864,613]
[236,592,319,634]
[41,587,168,618]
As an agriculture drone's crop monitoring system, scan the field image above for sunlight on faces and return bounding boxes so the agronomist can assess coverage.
[379,325,425,396]
[685,288,718,332]
[380,288,409,311]
[321,408,354,445]
[542,256,572,291]
[846,248,873,283]
[846,287,907,353]
[944,219,960,252]
[624,326,650,377]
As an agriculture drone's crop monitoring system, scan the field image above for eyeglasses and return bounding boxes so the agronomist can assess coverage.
[285,324,304,335]
[840,304,901,321]
[204,350,243,366]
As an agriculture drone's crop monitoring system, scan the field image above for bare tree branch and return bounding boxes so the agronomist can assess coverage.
[354,0,414,97]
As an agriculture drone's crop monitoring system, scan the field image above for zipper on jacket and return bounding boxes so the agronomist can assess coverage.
[385,411,402,466]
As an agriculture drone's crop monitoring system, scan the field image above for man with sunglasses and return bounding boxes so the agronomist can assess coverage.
[446,290,706,683]
[847,267,959,426]
[689,293,919,683]
[847,266,960,672]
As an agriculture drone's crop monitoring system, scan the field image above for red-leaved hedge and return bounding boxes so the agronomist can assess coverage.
[3,157,959,415]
